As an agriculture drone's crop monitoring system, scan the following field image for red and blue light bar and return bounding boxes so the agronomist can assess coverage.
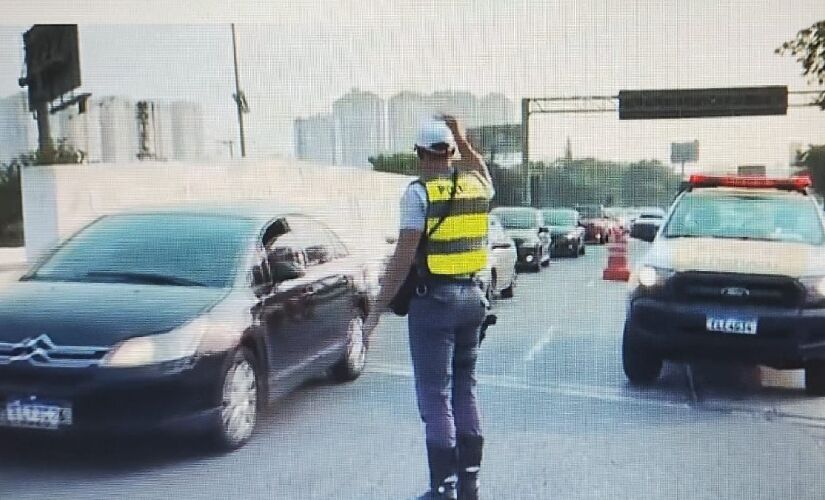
[688,174,811,191]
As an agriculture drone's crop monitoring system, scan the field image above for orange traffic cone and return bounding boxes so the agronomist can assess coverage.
[603,229,630,281]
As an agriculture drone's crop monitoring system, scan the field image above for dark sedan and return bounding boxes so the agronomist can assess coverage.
[629,207,666,242]
[0,207,369,450]
[490,206,551,272]
[540,208,586,258]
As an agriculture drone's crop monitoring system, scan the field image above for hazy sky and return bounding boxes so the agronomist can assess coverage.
[1,0,823,171]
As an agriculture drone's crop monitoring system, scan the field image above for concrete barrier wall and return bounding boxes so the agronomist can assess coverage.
[21,159,414,262]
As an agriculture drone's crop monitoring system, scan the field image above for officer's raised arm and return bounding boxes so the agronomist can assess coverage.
[441,114,493,189]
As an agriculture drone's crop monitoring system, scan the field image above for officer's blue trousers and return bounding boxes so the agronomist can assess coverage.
[408,281,487,448]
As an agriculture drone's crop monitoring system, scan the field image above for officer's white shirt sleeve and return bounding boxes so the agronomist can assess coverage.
[399,183,427,231]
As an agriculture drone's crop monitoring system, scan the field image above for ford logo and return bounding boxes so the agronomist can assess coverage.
[720,287,750,297]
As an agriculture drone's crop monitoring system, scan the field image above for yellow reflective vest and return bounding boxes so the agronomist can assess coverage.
[420,171,490,276]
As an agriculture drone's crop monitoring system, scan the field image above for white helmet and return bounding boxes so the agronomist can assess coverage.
[414,120,456,155]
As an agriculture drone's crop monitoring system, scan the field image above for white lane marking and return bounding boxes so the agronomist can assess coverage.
[365,363,825,429]
[367,362,688,409]
[524,326,556,362]
[586,280,597,288]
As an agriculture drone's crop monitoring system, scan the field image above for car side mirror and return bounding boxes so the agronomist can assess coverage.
[251,264,273,296]
[271,261,305,282]
[631,227,656,243]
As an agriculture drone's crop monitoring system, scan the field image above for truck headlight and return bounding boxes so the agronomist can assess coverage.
[630,266,674,293]
[102,316,209,368]
[800,276,825,306]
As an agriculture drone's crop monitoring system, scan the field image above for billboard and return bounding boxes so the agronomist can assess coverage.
[737,165,766,176]
[671,140,699,163]
[21,25,81,110]
[619,86,788,120]
[467,124,522,154]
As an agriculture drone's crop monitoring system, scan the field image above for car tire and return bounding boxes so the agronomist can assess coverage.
[539,247,549,268]
[209,346,262,451]
[622,326,662,385]
[579,243,586,256]
[485,272,497,303]
[500,272,515,299]
[330,314,368,382]
[805,360,825,396]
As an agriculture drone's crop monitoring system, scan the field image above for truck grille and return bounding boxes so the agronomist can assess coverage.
[670,272,804,308]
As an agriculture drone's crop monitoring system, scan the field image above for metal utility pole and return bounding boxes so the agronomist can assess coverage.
[33,100,53,155]
[220,139,235,159]
[521,98,531,207]
[231,23,248,158]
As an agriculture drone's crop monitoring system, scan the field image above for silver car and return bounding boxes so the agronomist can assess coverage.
[479,215,518,301]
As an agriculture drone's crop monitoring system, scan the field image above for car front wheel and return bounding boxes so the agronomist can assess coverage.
[331,314,368,382]
[500,271,515,299]
[622,325,662,385]
[210,347,261,450]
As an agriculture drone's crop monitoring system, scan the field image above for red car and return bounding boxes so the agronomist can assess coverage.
[574,204,616,244]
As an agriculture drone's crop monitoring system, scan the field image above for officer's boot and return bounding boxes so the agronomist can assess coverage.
[456,435,483,500]
[418,444,457,499]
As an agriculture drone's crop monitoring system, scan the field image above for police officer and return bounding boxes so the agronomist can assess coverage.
[363,115,494,500]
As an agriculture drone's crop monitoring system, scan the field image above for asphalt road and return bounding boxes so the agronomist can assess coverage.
[2,242,825,499]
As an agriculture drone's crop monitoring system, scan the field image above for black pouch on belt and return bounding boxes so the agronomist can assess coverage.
[388,266,418,316]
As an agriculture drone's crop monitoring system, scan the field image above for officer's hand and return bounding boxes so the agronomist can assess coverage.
[363,311,381,340]
[440,114,460,133]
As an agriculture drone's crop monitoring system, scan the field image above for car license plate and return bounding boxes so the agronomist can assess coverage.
[706,317,758,335]
[2,397,72,430]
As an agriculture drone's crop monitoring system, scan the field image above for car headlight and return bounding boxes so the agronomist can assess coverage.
[629,266,674,294]
[800,276,825,306]
[566,231,579,240]
[102,316,209,368]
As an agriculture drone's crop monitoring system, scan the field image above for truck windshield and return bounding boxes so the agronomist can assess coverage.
[663,192,825,246]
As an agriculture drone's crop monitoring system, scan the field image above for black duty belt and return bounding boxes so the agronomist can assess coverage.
[420,274,478,284]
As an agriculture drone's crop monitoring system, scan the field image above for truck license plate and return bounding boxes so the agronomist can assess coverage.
[706,317,758,335]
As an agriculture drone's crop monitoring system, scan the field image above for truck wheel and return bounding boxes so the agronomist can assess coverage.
[805,360,825,396]
[622,326,662,385]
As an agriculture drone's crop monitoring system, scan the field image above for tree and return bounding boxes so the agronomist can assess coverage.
[777,20,825,109]
[367,153,418,176]
[798,145,825,194]
[0,139,85,246]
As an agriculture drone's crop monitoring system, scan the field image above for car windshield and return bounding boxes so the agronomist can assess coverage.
[27,213,259,287]
[663,192,825,245]
[493,209,538,229]
[542,210,578,227]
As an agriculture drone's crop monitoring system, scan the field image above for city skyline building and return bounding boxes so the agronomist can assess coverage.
[0,94,206,164]
[295,90,517,165]
[332,88,385,168]
[294,113,336,164]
